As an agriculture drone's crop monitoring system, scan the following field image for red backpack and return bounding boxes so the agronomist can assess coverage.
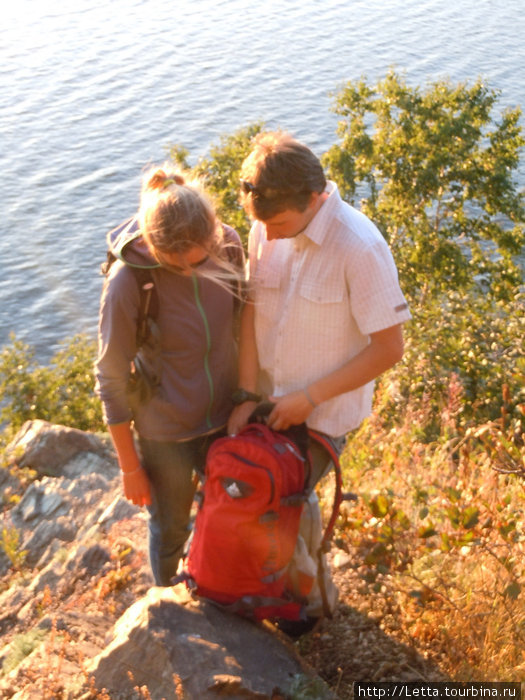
[179,421,343,622]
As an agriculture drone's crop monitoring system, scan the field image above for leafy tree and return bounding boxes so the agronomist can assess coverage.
[322,71,525,302]
[169,122,266,244]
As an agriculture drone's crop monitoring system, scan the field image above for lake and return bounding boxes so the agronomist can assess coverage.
[2,0,524,359]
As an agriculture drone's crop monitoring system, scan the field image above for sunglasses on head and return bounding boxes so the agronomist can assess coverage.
[240,179,261,196]
[240,179,304,201]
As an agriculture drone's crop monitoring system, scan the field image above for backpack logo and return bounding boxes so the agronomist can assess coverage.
[221,477,253,499]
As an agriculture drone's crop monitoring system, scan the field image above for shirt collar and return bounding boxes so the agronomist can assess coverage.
[295,181,340,248]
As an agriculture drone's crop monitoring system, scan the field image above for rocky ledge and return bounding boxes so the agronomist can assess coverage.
[0,421,329,699]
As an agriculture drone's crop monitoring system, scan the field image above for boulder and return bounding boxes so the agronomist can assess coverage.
[5,471,127,572]
[88,585,318,700]
[5,420,114,478]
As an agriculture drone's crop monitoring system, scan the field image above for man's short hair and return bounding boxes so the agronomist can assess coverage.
[240,132,327,220]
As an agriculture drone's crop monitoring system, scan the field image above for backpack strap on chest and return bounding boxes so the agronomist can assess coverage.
[132,267,158,348]
[102,217,160,349]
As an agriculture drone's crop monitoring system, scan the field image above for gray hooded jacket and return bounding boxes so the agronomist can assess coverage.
[94,222,244,441]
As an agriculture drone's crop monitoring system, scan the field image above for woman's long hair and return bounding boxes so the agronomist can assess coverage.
[138,166,244,296]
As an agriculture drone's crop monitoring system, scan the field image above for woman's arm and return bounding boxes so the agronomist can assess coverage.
[227,299,260,434]
[108,421,151,507]
[96,267,151,506]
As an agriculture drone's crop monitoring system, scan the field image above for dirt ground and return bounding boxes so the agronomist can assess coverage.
[297,562,449,699]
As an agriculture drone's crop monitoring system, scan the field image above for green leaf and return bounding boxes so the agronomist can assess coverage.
[456,531,475,546]
[498,520,517,538]
[461,506,480,530]
[504,582,521,600]
[364,542,388,565]
[446,487,463,503]
[395,509,412,530]
[369,493,391,518]
[440,533,451,552]
[418,525,438,539]
[323,72,525,303]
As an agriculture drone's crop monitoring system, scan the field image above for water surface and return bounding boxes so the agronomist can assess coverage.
[2,0,524,357]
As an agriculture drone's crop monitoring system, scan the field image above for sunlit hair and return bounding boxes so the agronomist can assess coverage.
[240,132,327,220]
[139,167,218,254]
[138,165,244,294]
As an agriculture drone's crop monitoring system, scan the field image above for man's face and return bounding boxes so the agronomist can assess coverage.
[260,193,324,241]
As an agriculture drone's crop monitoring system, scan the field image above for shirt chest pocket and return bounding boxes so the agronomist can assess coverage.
[299,277,345,304]
[297,275,349,343]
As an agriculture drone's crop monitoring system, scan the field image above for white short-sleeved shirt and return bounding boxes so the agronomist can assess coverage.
[248,181,411,436]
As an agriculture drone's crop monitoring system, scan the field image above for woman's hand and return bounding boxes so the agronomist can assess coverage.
[227,400,258,435]
[121,466,152,507]
[108,422,152,507]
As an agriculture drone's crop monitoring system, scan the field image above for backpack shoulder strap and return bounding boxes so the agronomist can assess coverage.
[132,267,158,348]
[307,429,351,618]
[101,217,139,274]
[102,217,160,349]
[307,430,344,550]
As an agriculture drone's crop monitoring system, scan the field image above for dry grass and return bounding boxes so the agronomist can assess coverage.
[316,377,525,692]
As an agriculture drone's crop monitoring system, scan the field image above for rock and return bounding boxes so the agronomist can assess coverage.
[77,544,112,576]
[88,586,313,700]
[0,423,329,700]
[5,420,112,478]
[17,480,67,522]
[332,551,352,569]
[97,494,141,528]
[21,517,77,566]
[8,476,107,567]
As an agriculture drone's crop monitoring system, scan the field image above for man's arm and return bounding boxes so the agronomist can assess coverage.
[266,323,405,431]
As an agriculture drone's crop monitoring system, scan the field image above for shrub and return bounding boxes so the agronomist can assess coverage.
[380,289,525,436]
[335,383,525,681]
[0,523,27,571]
[1,627,48,675]
[0,333,103,442]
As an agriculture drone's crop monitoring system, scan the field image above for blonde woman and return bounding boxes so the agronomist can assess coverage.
[95,167,244,586]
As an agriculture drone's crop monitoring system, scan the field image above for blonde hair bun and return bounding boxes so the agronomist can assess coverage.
[146,169,186,191]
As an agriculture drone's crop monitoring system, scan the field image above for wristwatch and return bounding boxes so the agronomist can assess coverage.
[231,388,262,405]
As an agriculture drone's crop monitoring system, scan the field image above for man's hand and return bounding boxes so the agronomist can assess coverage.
[266,390,314,431]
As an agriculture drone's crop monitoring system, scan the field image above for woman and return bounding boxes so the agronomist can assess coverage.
[95,167,244,586]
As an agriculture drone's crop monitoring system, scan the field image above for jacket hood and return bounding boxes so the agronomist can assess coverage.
[107,217,160,269]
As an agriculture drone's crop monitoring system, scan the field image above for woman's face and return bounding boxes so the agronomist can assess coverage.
[154,244,210,275]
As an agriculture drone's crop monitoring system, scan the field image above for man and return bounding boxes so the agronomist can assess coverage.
[228,132,411,632]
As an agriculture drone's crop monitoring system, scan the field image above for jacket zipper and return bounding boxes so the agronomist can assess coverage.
[192,274,214,429]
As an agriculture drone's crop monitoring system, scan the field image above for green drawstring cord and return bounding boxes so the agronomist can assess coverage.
[192,274,214,428]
